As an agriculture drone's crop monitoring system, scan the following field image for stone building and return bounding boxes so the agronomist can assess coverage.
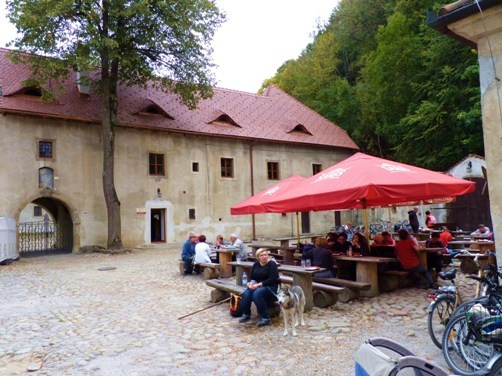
[428,0,502,258]
[0,48,358,254]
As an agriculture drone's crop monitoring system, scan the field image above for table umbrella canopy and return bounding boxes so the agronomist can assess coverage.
[230,174,306,215]
[262,152,476,213]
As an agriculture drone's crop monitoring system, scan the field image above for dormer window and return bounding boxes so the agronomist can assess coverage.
[288,123,312,135]
[136,104,174,119]
[208,111,241,127]
[20,87,42,97]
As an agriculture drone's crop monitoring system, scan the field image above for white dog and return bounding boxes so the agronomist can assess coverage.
[277,285,306,336]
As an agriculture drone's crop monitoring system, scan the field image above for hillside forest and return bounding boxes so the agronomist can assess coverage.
[261,0,484,171]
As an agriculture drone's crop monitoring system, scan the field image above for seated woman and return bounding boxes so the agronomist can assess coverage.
[215,235,224,248]
[239,248,279,327]
[425,232,446,277]
[213,234,228,262]
[302,237,334,278]
[194,234,212,274]
[352,233,371,256]
[395,229,436,289]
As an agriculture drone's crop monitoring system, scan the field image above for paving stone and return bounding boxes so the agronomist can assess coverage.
[0,246,452,375]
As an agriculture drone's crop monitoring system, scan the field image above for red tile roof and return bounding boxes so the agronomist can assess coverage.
[0,48,359,150]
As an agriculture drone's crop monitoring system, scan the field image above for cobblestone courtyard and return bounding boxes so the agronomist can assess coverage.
[1,246,451,375]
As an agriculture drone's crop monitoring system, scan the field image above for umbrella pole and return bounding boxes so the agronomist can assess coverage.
[420,200,424,230]
[296,212,300,246]
[362,199,369,239]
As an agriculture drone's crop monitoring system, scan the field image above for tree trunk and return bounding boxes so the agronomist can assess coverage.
[100,10,123,250]
[101,101,122,250]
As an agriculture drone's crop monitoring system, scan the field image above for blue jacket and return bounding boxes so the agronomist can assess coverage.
[181,239,196,259]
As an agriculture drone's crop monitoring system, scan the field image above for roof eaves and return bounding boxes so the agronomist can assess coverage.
[0,108,98,124]
[426,0,501,48]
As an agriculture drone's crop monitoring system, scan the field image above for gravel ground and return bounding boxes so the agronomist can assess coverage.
[0,245,471,375]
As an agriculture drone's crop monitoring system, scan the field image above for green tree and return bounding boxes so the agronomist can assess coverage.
[357,12,423,158]
[7,0,224,249]
[264,0,483,171]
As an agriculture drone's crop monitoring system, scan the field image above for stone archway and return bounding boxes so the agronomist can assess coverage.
[18,197,74,257]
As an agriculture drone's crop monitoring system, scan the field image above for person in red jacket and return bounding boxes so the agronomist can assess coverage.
[395,229,436,288]
[439,226,454,247]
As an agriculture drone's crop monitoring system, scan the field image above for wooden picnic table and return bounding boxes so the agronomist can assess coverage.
[273,233,323,248]
[229,260,254,286]
[451,230,471,236]
[418,247,445,268]
[448,240,495,253]
[411,233,430,241]
[332,255,397,298]
[277,264,326,312]
[214,247,240,278]
[248,243,299,264]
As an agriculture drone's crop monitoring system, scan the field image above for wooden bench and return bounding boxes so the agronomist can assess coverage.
[279,275,345,307]
[178,260,220,279]
[379,270,411,292]
[313,277,371,302]
[199,263,221,279]
[205,279,280,317]
[206,278,246,302]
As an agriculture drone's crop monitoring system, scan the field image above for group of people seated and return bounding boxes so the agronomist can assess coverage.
[235,221,494,327]
[302,228,442,289]
[180,232,247,275]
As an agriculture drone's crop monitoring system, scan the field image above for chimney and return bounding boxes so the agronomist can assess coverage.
[76,71,90,95]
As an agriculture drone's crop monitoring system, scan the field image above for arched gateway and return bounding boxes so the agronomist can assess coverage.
[18,196,75,257]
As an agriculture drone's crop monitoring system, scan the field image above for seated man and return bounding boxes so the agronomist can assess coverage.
[395,229,436,289]
[370,232,395,258]
[471,224,492,239]
[381,231,396,247]
[331,232,352,254]
[180,232,198,275]
[425,232,446,277]
[228,233,247,261]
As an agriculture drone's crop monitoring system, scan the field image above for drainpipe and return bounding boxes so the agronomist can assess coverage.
[249,140,256,240]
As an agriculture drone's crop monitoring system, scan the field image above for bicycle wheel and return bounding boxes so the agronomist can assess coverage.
[428,294,455,349]
[442,314,495,375]
[487,355,502,375]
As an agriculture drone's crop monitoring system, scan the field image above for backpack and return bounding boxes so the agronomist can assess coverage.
[229,293,243,317]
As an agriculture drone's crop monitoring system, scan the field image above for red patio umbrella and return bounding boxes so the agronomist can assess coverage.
[262,153,476,214]
[231,174,306,244]
[230,174,306,215]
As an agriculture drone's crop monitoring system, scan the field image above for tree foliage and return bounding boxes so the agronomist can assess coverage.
[264,0,483,171]
[7,0,224,248]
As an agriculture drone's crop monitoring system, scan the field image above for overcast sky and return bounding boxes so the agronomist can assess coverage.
[0,0,339,93]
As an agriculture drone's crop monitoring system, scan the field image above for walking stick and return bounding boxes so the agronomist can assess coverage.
[178,297,232,320]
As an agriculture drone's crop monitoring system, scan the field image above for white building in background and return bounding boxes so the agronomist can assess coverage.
[19,204,50,223]
[448,154,486,180]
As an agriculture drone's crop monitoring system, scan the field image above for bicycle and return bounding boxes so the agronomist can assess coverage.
[393,220,411,233]
[439,269,502,375]
[442,298,502,376]
[427,251,501,349]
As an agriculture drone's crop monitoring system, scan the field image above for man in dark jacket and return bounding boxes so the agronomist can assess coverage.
[181,232,197,275]
[408,207,419,233]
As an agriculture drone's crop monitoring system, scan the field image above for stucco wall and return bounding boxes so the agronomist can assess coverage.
[1,114,352,248]
[446,4,502,256]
